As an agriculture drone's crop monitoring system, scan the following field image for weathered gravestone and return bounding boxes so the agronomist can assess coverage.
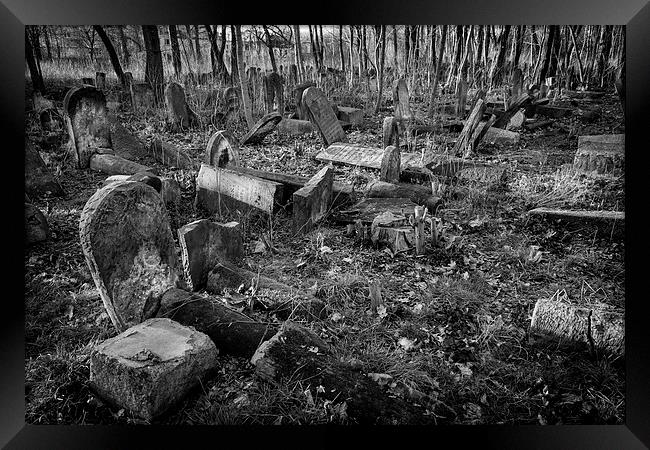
[25,139,65,197]
[89,153,153,176]
[108,115,146,161]
[131,83,156,112]
[511,68,523,104]
[64,85,112,168]
[573,134,624,175]
[263,72,284,114]
[337,106,364,127]
[382,116,400,149]
[178,220,243,291]
[80,181,180,332]
[277,118,315,136]
[302,86,348,146]
[195,164,284,216]
[25,203,49,245]
[293,166,333,234]
[240,112,283,145]
[205,130,241,168]
[90,317,218,420]
[293,81,316,120]
[380,146,401,183]
[95,72,106,90]
[164,82,198,130]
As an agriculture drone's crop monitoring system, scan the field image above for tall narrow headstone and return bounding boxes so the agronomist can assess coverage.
[393,78,412,120]
[302,87,347,146]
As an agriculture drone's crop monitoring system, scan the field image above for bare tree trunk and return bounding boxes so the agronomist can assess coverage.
[568,26,585,85]
[262,25,278,73]
[392,25,399,75]
[513,25,524,69]
[349,25,355,85]
[427,25,447,118]
[194,25,202,63]
[293,25,305,83]
[374,25,387,114]
[230,25,239,85]
[25,27,45,92]
[596,25,613,88]
[93,25,126,87]
[308,25,319,69]
[41,26,52,60]
[235,25,254,128]
[168,25,182,77]
[404,25,410,74]
[492,25,511,86]
[141,25,164,103]
[118,25,130,67]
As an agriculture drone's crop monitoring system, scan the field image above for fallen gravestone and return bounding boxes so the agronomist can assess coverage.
[334,197,419,224]
[63,85,112,168]
[293,166,333,234]
[483,126,520,145]
[206,130,241,167]
[530,299,623,357]
[302,87,348,146]
[240,112,283,146]
[195,164,284,216]
[80,181,180,331]
[25,203,49,245]
[178,220,243,291]
[164,82,199,130]
[25,140,64,197]
[364,180,442,212]
[90,317,218,420]
[574,134,624,175]
[277,118,315,136]
[149,139,197,170]
[89,153,153,176]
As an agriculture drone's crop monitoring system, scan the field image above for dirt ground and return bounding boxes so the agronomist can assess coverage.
[24,79,624,425]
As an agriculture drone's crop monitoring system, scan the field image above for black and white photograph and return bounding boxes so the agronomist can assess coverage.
[21,20,633,431]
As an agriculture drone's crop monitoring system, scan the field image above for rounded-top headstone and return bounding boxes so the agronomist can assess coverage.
[206,130,241,167]
[79,181,179,332]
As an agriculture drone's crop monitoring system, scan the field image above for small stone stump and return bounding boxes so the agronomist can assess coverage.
[90,318,218,420]
[573,134,624,175]
[292,166,333,234]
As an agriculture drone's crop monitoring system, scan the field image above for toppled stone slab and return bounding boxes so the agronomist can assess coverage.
[528,208,624,224]
[302,87,347,145]
[530,299,624,357]
[195,164,283,216]
[315,143,422,174]
[178,220,243,291]
[25,203,49,245]
[277,118,315,136]
[240,112,283,146]
[293,166,333,234]
[483,126,520,145]
[337,106,364,127]
[149,139,197,170]
[90,318,218,420]
[80,181,180,331]
[334,197,418,224]
[574,134,624,175]
[89,153,154,176]
[364,180,442,212]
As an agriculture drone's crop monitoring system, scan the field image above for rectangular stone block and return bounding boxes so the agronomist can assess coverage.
[293,166,333,233]
[90,318,218,420]
[178,220,243,290]
[195,164,284,215]
[337,106,364,127]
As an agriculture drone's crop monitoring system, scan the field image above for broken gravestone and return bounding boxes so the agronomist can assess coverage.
[90,317,218,420]
[382,116,400,149]
[63,85,112,168]
[164,82,198,130]
[178,220,243,291]
[302,86,348,146]
[293,166,333,234]
[240,112,283,145]
[80,181,180,332]
[380,146,401,183]
[206,130,241,168]
[25,203,49,245]
[25,139,64,197]
[277,118,315,136]
[195,164,283,216]
[371,211,414,254]
[337,106,364,127]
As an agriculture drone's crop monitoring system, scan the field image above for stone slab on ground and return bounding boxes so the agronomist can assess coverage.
[333,197,418,224]
[528,208,624,223]
[574,134,624,175]
[90,318,218,420]
[483,126,520,145]
[178,219,243,291]
[80,181,180,332]
[277,118,315,136]
[195,164,284,216]
[315,143,422,172]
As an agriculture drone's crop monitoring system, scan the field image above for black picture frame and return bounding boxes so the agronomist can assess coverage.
[7,0,649,447]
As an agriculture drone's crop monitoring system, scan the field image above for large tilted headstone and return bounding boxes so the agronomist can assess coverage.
[293,166,333,234]
[574,134,624,175]
[205,130,241,168]
[302,87,347,146]
[178,220,243,291]
[90,318,218,420]
[164,82,198,130]
[63,86,112,168]
[195,164,284,216]
[25,140,64,197]
[80,181,180,332]
[240,112,283,146]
